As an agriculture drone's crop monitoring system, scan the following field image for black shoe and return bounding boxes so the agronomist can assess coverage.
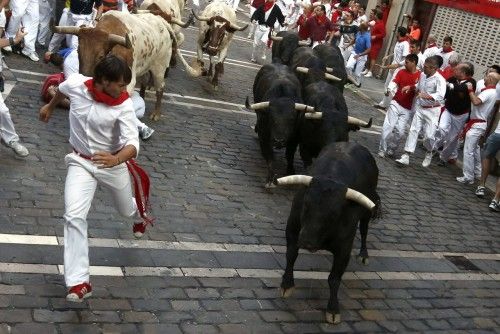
[0,75,4,93]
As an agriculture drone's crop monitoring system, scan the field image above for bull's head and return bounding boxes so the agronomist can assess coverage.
[193,10,247,56]
[51,24,132,76]
[276,175,375,251]
[270,33,308,64]
[246,97,315,149]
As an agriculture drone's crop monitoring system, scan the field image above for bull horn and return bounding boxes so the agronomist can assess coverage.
[304,112,322,119]
[51,24,81,35]
[245,97,269,110]
[298,40,309,46]
[325,73,342,81]
[346,188,376,210]
[296,66,309,74]
[270,35,283,41]
[325,67,333,73]
[347,75,358,85]
[108,33,132,49]
[347,116,372,128]
[229,22,249,31]
[172,15,193,28]
[191,9,210,21]
[133,9,151,13]
[276,175,313,186]
[294,103,314,112]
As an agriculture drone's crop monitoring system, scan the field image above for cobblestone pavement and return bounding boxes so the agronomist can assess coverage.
[0,9,499,334]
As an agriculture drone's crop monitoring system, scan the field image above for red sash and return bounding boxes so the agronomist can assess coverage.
[126,159,154,226]
[459,119,486,140]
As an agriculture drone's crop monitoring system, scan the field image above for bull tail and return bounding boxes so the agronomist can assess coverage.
[164,23,201,77]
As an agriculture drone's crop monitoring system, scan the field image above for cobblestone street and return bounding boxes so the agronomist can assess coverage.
[0,11,499,334]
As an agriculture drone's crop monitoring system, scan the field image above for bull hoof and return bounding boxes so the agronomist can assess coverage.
[280,287,295,298]
[357,255,369,265]
[325,312,341,324]
[265,182,276,189]
[149,113,161,122]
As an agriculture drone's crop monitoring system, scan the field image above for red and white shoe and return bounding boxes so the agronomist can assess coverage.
[133,222,147,239]
[66,282,92,302]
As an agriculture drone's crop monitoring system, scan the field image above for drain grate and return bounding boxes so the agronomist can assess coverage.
[444,256,482,272]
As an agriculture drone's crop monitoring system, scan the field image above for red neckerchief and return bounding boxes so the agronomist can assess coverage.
[84,79,129,106]
[263,1,274,12]
[442,46,453,53]
[481,85,496,92]
[316,14,328,25]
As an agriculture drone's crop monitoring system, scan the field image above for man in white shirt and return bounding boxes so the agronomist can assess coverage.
[422,34,439,61]
[4,0,40,61]
[396,56,447,167]
[456,72,500,184]
[438,35,454,70]
[39,55,152,303]
[374,26,410,110]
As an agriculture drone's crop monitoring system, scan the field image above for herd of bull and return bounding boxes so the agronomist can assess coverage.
[46,0,383,325]
[247,31,382,324]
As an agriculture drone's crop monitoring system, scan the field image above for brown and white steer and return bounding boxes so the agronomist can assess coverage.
[52,10,197,121]
[192,1,248,89]
[140,0,187,46]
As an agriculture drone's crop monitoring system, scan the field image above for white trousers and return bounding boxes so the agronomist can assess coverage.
[252,26,269,59]
[404,105,440,153]
[340,45,353,63]
[6,0,39,53]
[38,0,54,46]
[0,8,6,28]
[63,153,138,287]
[462,124,484,180]
[0,93,19,144]
[48,9,93,52]
[346,52,367,82]
[379,100,412,153]
[435,109,468,161]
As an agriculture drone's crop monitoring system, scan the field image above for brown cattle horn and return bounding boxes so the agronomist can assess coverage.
[304,112,322,119]
[347,116,372,128]
[298,40,309,46]
[51,24,81,35]
[270,35,283,41]
[294,103,315,112]
[296,67,309,74]
[345,188,376,210]
[191,9,210,21]
[108,33,132,49]
[171,17,192,28]
[229,22,249,31]
[325,73,342,81]
[276,175,313,186]
[245,97,269,110]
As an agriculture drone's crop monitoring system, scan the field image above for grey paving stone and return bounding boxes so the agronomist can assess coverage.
[214,251,281,269]
[11,323,58,334]
[58,324,101,334]
[130,298,171,311]
[186,288,220,299]
[281,323,322,333]
[88,298,132,310]
[201,299,241,311]
[240,299,275,310]
[79,310,121,323]
[171,300,202,311]
[33,309,78,323]
[157,311,194,323]
[181,324,219,334]
[0,309,32,322]
[259,310,296,322]
[140,324,183,334]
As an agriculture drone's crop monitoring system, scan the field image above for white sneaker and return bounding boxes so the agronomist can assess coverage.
[22,50,39,62]
[364,71,373,78]
[8,141,29,157]
[139,126,155,141]
[422,151,433,167]
[261,54,266,60]
[396,153,409,166]
[3,46,12,52]
[377,151,385,158]
[250,58,257,63]
[456,176,473,185]
[361,69,369,75]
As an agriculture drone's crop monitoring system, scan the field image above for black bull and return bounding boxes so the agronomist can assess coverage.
[276,141,380,324]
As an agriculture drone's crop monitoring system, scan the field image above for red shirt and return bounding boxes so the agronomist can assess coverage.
[370,20,386,47]
[440,66,454,80]
[297,13,312,40]
[305,15,336,42]
[393,69,421,110]
[382,6,390,25]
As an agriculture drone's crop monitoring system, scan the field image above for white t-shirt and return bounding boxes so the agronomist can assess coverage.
[58,74,140,157]
[416,71,446,107]
[393,40,410,66]
[422,45,439,60]
[476,79,500,101]
[470,88,497,123]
